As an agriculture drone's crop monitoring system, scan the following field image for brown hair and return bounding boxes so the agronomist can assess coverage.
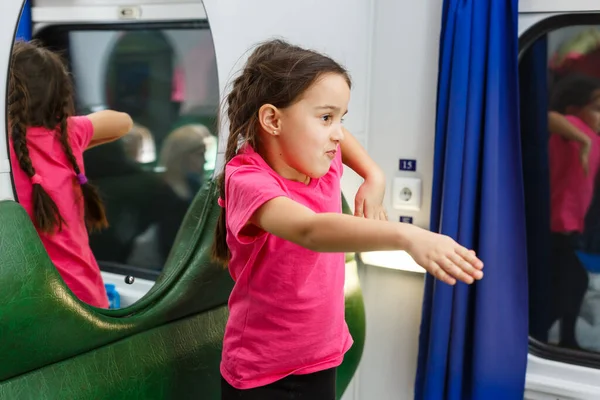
[9,40,108,234]
[211,39,351,264]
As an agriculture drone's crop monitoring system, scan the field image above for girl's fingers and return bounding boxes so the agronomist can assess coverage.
[429,260,456,285]
[440,256,474,284]
[455,247,484,269]
[448,252,483,280]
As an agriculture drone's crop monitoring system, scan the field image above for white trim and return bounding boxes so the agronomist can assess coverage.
[0,158,10,174]
[0,174,14,201]
[518,13,561,37]
[520,0,600,13]
[31,4,207,24]
[526,354,600,399]
[0,1,20,202]
[0,159,13,201]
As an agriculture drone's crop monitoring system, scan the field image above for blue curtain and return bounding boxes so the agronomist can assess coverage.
[414,0,528,399]
[518,36,551,343]
[16,0,32,42]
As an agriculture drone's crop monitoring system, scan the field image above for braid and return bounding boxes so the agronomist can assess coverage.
[211,72,257,264]
[9,72,64,233]
[57,89,108,232]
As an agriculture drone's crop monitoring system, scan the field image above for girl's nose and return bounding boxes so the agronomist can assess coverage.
[332,126,345,142]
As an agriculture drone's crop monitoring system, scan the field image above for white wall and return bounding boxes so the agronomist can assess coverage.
[366,0,441,228]
[348,0,442,398]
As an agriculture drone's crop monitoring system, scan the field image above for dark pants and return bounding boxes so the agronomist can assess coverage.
[550,232,590,349]
[221,368,336,400]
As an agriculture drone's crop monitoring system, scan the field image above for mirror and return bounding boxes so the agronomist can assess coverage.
[10,22,219,309]
[521,23,600,354]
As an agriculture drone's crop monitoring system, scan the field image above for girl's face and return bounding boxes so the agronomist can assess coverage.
[275,73,350,181]
[577,91,600,133]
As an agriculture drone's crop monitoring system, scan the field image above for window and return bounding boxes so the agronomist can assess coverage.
[520,14,600,367]
[34,21,219,305]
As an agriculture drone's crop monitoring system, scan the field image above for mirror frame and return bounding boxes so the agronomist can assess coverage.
[519,11,600,368]
[0,0,25,203]
[6,17,220,317]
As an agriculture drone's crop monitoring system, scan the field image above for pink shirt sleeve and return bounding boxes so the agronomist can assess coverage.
[67,116,94,153]
[225,165,288,242]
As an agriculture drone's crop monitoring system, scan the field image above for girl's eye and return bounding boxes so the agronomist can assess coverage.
[322,115,331,122]
[341,117,345,123]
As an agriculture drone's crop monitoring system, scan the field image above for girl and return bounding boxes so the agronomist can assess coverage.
[8,40,133,308]
[547,74,600,349]
[213,39,484,399]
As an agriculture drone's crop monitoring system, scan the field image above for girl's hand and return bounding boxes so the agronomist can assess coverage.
[405,227,484,285]
[355,174,388,221]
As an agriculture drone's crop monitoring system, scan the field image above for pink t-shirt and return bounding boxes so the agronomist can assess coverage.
[549,115,600,233]
[220,144,353,389]
[9,116,109,308]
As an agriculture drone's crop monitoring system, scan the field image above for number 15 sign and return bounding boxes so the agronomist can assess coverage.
[399,159,417,172]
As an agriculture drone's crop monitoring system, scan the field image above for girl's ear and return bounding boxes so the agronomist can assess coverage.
[258,104,282,136]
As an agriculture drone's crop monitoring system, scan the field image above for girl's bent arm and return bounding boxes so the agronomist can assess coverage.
[86,110,133,149]
[340,127,385,184]
[340,127,387,220]
[252,196,483,285]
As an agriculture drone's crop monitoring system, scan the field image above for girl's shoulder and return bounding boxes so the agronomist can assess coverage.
[66,115,94,152]
[225,144,271,178]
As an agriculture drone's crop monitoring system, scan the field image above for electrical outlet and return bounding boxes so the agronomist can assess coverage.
[392,177,421,211]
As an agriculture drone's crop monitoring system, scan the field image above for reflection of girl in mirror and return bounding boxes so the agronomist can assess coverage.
[8,41,133,308]
[213,39,483,399]
[547,74,600,349]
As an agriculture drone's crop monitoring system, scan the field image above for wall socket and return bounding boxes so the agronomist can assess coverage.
[392,177,422,211]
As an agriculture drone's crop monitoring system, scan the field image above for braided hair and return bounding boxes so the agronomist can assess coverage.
[9,40,108,234]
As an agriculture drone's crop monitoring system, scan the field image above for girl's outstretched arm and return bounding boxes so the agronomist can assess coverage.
[251,196,483,285]
[86,110,133,149]
[340,127,387,220]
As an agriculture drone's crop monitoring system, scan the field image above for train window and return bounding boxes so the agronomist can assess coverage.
[27,22,219,308]
[521,15,600,367]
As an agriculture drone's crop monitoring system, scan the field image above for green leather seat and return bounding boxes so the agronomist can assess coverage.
[0,179,365,399]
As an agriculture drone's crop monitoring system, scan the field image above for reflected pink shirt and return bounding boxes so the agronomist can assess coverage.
[549,115,600,234]
[220,144,352,390]
[9,116,109,308]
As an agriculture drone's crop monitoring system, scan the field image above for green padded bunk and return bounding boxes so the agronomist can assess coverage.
[0,179,365,399]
